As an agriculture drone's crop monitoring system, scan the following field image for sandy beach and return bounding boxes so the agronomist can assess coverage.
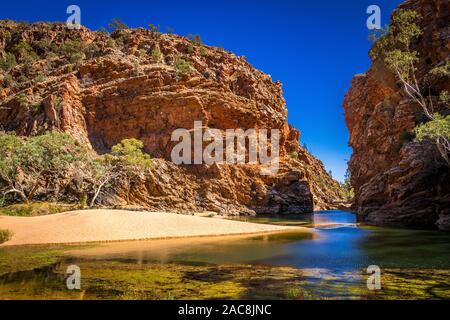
[0,209,308,246]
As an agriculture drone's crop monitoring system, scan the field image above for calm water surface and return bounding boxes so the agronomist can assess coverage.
[1,210,449,299]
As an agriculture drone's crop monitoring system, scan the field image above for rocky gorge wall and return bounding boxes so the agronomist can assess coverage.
[344,0,449,229]
[0,21,345,215]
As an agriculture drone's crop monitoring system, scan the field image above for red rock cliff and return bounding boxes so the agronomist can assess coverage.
[344,0,449,229]
[0,21,344,215]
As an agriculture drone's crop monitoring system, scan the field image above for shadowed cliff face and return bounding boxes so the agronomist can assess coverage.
[344,0,450,229]
[0,21,344,215]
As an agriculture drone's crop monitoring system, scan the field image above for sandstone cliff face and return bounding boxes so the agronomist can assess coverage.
[344,0,450,229]
[0,21,344,215]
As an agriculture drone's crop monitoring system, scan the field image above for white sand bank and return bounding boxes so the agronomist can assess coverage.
[0,209,309,246]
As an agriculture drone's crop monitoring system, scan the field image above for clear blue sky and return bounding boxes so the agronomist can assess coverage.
[1,0,404,181]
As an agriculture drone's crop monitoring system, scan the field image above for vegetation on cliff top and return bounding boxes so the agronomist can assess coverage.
[369,9,450,165]
[0,18,215,92]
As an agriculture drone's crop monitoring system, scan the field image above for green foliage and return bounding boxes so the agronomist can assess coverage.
[70,52,85,64]
[369,9,422,62]
[1,74,14,88]
[0,229,12,244]
[66,64,74,73]
[369,8,449,166]
[138,49,146,59]
[45,51,58,61]
[33,74,46,84]
[88,138,152,207]
[369,33,390,61]
[384,49,419,81]
[0,202,75,217]
[414,114,450,142]
[0,245,66,277]
[13,76,28,90]
[285,287,302,299]
[30,101,44,113]
[0,132,89,202]
[193,35,202,46]
[186,44,194,54]
[79,193,88,208]
[285,287,318,300]
[0,30,11,42]
[106,38,116,48]
[151,48,163,63]
[439,91,450,105]
[60,40,86,64]
[173,56,191,79]
[85,43,101,59]
[132,60,142,77]
[148,23,160,33]
[187,34,202,46]
[341,169,354,201]
[0,53,17,71]
[12,41,38,63]
[1,204,32,216]
[32,39,53,54]
[114,30,130,46]
[108,18,128,32]
[429,61,450,78]
[391,9,422,46]
[110,138,152,171]
[290,151,299,160]
[22,132,87,174]
[0,133,25,194]
[23,61,39,77]
[368,25,389,43]
[16,92,28,106]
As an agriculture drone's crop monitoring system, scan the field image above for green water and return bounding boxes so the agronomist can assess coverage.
[0,211,449,300]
